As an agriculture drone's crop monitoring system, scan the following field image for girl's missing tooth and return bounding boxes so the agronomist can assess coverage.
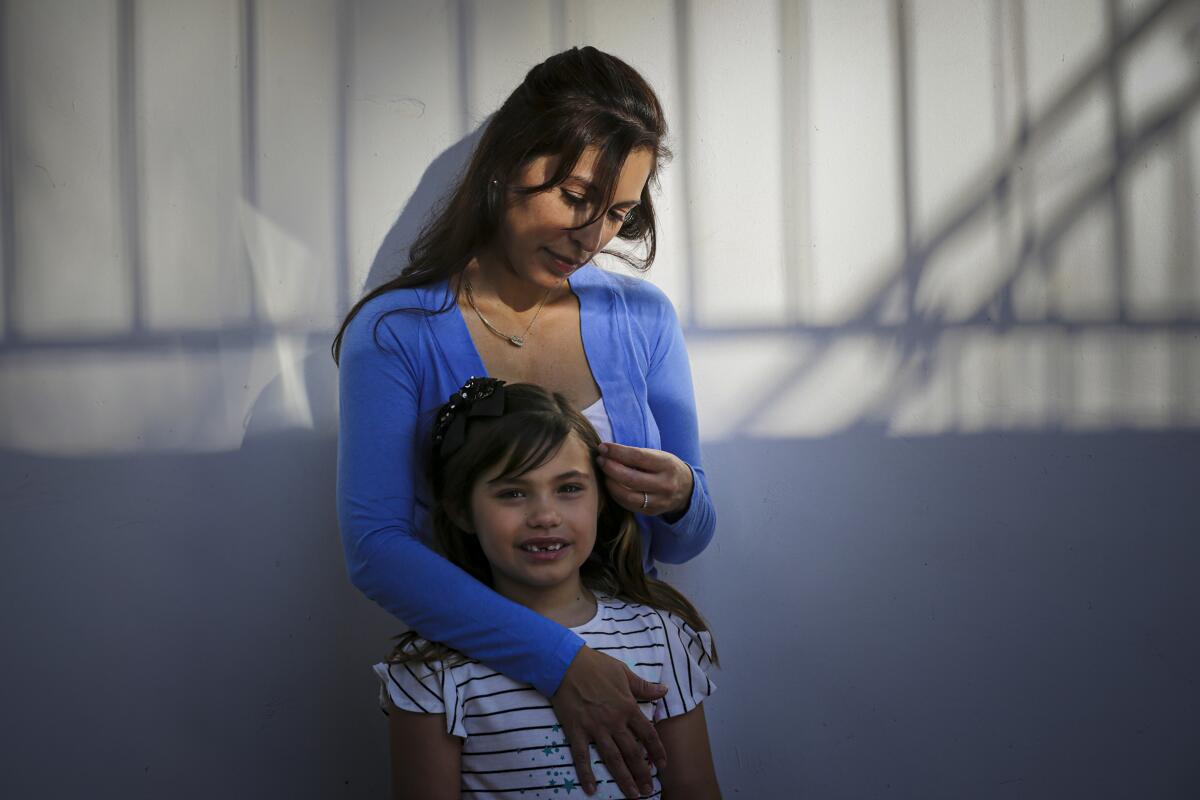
[374,379,720,800]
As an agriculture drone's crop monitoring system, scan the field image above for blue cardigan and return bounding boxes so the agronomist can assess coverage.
[337,264,715,696]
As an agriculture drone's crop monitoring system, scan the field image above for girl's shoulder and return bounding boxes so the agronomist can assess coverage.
[583,596,717,718]
[373,646,493,738]
[582,597,712,657]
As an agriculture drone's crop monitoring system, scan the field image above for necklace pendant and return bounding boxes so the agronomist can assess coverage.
[509,335,525,347]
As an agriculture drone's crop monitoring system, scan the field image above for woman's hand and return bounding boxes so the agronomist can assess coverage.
[597,442,694,518]
[551,645,669,797]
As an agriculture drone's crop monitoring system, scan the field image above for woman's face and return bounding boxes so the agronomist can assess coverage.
[492,146,654,289]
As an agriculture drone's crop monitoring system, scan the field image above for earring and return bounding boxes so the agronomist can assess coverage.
[487,179,504,215]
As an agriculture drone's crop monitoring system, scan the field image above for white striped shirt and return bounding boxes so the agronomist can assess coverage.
[374,596,715,799]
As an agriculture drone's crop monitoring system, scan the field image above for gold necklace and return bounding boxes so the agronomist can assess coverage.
[464,280,553,348]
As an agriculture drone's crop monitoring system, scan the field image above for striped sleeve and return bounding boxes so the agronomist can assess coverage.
[372,659,469,739]
[650,610,716,721]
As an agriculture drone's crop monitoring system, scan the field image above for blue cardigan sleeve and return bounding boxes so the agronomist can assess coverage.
[337,305,584,696]
[638,288,716,564]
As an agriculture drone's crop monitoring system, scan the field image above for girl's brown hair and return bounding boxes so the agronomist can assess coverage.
[333,46,670,363]
[388,383,716,667]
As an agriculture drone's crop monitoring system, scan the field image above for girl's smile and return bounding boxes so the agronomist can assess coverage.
[518,536,572,559]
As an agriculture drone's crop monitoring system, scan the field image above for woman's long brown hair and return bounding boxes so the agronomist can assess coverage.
[332,46,670,364]
[388,383,716,668]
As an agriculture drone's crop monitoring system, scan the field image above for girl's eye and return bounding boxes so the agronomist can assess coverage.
[562,190,588,207]
[496,489,524,499]
[559,483,585,495]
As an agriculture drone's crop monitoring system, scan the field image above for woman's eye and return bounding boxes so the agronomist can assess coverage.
[562,191,587,207]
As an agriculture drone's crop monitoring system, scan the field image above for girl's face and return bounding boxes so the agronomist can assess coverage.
[491,146,654,290]
[467,432,600,601]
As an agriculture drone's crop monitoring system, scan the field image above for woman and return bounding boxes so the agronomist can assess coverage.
[335,46,715,798]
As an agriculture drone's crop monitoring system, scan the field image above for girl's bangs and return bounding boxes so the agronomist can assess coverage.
[490,414,574,481]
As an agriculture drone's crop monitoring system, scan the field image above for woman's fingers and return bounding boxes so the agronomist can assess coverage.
[623,668,668,769]
[627,703,669,769]
[568,723,657,799]
[604,477,657,515]
[552,647,666,797]
[615,729,656,797]
[597,453,661,492]
[594,732,650,798]
[601,465,690,518]
[598,442,660,470]
[598,443,692,517]
[563,727,598,795]
[605,476,679,517]
[596,447,661,513]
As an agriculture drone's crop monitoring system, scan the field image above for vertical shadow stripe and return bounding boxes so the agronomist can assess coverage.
[116,0,143,334]
[0,0,13,339]
[240,0,260,323]
[672,0,698,327]
[334,3,351,316]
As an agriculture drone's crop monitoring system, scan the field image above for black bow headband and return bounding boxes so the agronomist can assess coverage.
[432,377,508,461]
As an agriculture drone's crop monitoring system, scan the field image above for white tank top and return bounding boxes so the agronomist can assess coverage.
[580,396,613,443]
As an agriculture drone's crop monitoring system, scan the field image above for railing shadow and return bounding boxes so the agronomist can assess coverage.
[683,0,1200,438]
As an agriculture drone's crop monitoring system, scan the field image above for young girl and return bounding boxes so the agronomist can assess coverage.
[374,378,720,799]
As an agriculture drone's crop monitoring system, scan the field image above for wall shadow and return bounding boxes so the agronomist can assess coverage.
[664,428,1200,798]
[4,428,1196,796]
[360,122,487,295]
[0,433,397,797]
